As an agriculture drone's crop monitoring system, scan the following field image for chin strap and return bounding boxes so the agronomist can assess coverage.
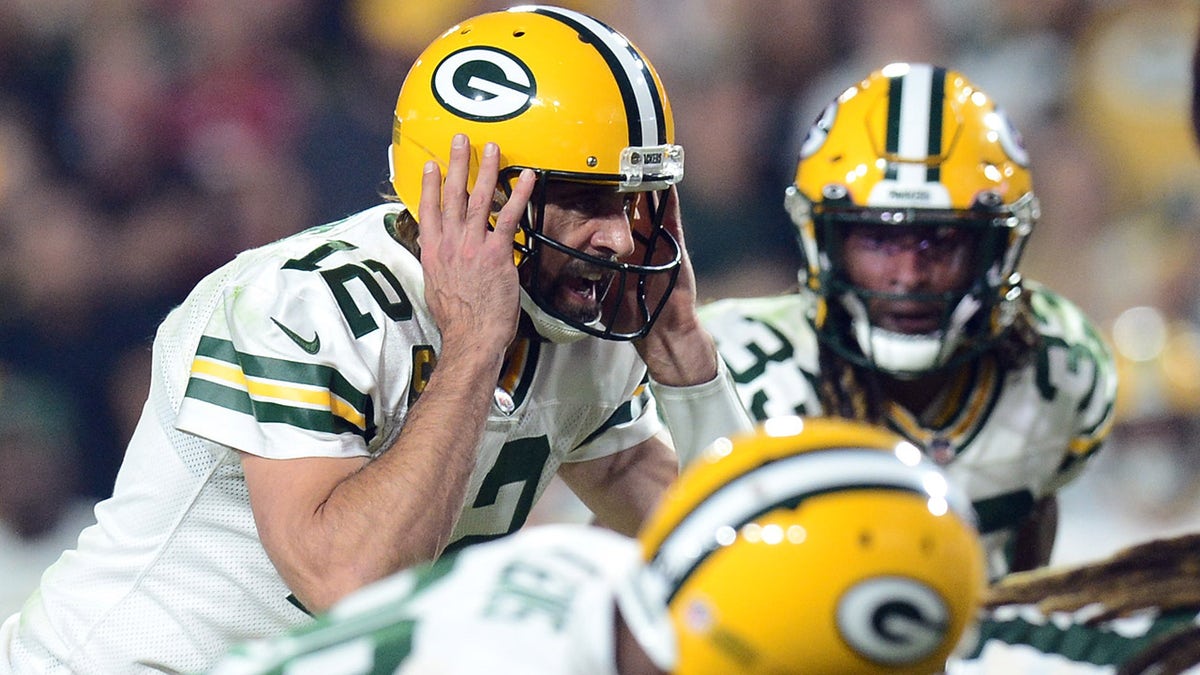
[650,355,754,468]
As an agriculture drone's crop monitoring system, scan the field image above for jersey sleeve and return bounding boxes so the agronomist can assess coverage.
[1029,287,1118,492]
[565,381,661,463]
[176,264,381,461]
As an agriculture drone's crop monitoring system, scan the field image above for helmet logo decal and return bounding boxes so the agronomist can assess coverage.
[432,47,536,122]
[836,577,950,665]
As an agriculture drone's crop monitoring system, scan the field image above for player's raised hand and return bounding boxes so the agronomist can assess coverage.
[418,134,534,354]
[628,185,719,386]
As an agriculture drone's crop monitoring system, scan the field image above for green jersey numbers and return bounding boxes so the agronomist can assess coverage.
[446,436,552,554]
[283,241,414,339]
[699,296,821,420]
[1030,291,1115,463]
[481,549,597,631]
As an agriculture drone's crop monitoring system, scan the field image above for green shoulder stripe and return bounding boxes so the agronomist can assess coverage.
[188,336,375,438]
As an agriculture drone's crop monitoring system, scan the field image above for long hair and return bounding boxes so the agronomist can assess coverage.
[984,533,1200,675]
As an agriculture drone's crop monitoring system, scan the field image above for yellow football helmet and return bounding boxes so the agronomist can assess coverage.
[389,5,684,341]
[786,62,1040,377]
[617,416,985,674]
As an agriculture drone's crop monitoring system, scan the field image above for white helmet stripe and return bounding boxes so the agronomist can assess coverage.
[518,5,666,146]
[883,63,947,185]
[649,447,974,599]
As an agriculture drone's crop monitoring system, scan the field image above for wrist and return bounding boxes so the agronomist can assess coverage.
[638,323,718,387]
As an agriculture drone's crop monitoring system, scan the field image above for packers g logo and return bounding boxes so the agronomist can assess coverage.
[835,577,951,666]
[432,47,536,122]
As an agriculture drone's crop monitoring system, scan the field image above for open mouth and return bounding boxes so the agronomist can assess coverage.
[555,267,614,322]
[873,304,943,334]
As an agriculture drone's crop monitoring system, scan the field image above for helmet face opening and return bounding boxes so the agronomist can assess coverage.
[788,62,1038,376]
[813,206,1014,375]
[502,168,682,341]
[388,5,685,342]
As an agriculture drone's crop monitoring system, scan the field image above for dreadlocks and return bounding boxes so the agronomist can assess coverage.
[982,533,1200,675]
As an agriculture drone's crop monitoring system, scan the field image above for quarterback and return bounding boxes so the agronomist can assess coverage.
[0,6,749,674]
[209,417,987,675]
[701,63,1115,579]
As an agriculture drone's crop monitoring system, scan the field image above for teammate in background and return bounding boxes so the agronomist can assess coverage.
[0,6,750,673]
[209,417,986,675]
[944,26,1200,675]
[700,62,1116,579]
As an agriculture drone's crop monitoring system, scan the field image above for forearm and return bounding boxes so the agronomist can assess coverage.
[560,435,678,536]
[263,344,503,612]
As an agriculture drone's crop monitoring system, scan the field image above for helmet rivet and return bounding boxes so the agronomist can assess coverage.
[822,184,848,200]
[586,156,598,167]
[977,191,1003,207]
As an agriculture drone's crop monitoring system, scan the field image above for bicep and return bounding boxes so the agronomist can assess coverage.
[556,434,678,536]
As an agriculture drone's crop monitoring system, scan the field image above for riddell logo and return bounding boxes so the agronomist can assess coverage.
[889,189,932,201]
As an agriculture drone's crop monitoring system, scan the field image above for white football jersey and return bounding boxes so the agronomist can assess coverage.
[3,204,660,674]
[699,285,1115,578]
[210,525,640,675]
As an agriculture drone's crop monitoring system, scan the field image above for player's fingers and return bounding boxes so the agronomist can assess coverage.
[492,168,534,247]
[441,133,471,222]
[465,142,501,243]
[416,160,443,241]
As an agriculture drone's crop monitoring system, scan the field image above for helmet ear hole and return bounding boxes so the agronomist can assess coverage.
[858,530,873,549]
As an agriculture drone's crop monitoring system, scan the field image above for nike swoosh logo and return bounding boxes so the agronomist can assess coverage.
[272,318,321,354]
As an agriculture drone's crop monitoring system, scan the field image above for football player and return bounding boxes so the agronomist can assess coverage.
[209,417,986,675]
[947,30,1200,671]
[0,6,750,673]
[699,63,1116,579]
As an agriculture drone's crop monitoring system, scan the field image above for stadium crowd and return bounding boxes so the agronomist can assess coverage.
[2,0,1200,618]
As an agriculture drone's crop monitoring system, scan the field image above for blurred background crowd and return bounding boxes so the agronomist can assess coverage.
[2,0,1200,615]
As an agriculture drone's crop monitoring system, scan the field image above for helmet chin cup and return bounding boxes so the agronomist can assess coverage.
[854,327,946,379]
[519,288,592,344]
[840,289,984,378]
[840,293,946,378]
